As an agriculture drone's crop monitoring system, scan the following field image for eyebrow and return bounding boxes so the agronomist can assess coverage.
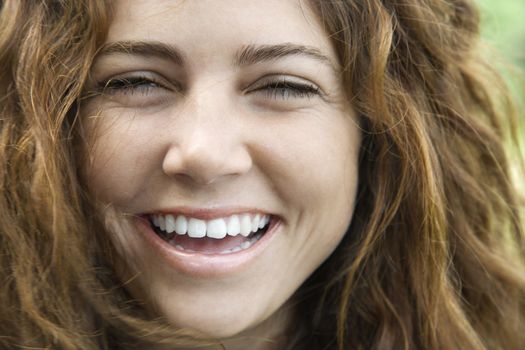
[235,43,338,72]
[97,41,185,65]
[96,40,338,73]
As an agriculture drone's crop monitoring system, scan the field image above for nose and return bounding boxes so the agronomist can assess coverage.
[161,95,253,185]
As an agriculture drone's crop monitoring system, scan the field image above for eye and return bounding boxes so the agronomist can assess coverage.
[88,72,180,108]
[97,75,168,96]
[248,76,322,100]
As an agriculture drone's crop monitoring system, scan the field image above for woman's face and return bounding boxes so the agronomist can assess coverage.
[82,0,360,341]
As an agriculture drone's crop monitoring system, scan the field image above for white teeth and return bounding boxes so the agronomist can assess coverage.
[240,214,252,237]
[187,218,206,238]
[219,234,260,254]
[152,215,160,227]
[158,215,166,231]
[206,218,227,239]
[150,213,271,240]
[227,215,241,236]
[175,215,187,235]
[251,214,261,232]
[165,214,176,234]
[259,215,269,229]
[258,217,265,229]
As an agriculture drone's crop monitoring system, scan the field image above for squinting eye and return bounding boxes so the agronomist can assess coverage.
[249,77,322,100]
[97,76,167,96]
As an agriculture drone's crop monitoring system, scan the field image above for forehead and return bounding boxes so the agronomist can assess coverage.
[107,0,335,59]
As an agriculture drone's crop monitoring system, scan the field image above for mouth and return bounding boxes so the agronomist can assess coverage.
[145,213,272,255]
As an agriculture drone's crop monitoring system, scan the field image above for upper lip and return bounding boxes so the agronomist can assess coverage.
[141,206,274,220]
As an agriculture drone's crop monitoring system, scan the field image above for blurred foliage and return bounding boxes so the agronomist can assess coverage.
[477,0,525,105]
[477,0,525,68]
[477,0,524,110]
[477,0,524,192]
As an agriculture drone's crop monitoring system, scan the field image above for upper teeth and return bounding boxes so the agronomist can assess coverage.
[150,213,271,239]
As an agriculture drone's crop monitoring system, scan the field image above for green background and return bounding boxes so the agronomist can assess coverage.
[477,0,524,191]
[478,0,525,69]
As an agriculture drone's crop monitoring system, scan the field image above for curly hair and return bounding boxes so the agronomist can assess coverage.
[0,0,523,349]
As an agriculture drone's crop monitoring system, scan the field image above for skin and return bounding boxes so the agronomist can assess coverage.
[81,0,361,348]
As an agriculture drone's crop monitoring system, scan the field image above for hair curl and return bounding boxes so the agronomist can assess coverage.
[0,0,524,349]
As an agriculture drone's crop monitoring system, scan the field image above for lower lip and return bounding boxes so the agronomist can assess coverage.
[134,216,280,277]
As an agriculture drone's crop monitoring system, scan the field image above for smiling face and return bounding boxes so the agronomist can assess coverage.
[81,0,360,345]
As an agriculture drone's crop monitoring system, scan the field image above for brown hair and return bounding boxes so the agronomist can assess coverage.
[0,0,523,349]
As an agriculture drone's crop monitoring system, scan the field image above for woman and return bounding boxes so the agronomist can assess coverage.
[0,0,523,349]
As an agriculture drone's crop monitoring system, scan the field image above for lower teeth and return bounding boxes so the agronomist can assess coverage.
[171,231,264,254]
[219,233,262,254]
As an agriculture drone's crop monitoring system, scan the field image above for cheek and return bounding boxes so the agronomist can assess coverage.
[81,114,161,204]
[259,113,361,207]
[256,112,360,264]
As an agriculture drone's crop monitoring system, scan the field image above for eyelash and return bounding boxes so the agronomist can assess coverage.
[98,76,166,95]
[249,79,321,99]
[97,76,321,100]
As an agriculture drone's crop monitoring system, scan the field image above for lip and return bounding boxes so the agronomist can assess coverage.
[144,206,271,220]
[133,210,281,278]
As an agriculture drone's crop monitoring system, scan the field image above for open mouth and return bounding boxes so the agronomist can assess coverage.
[146,213,272,255]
